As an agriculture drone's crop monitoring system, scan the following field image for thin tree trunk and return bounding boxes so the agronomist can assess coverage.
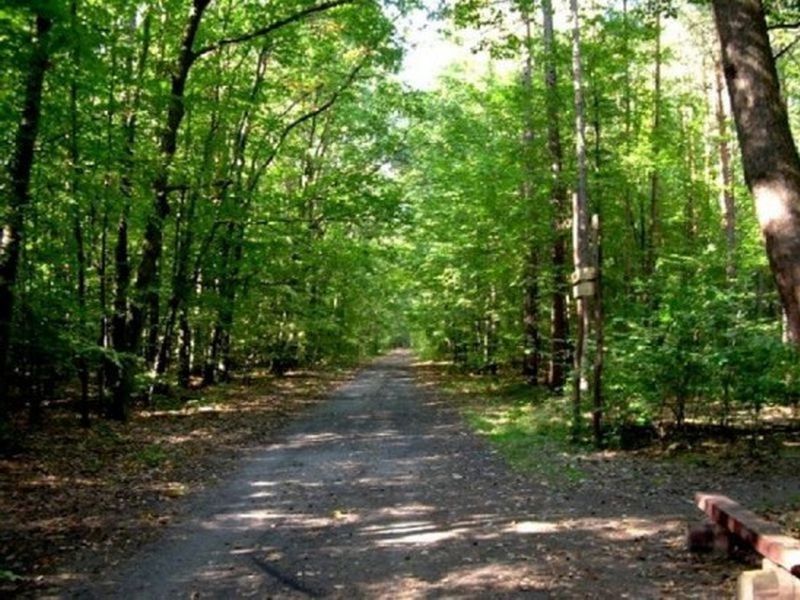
[590,70,605,448]
[712,0,800,344]
[680,108,698,242]
[0,14,53,428]
[97,201,109,413]
[570,0,594,440]
[523,245,541,384]
[108,12,152,420]
[621,0,638,286]
[714,56,736,279]
[177,311,191,388]
[591,214,604,448]
[520,12,541,385]
[69,0,90,427]
[646,11,662,276]
[148,190,191,398]
[541,0,569,391]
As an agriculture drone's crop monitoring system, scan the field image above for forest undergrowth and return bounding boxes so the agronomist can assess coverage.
[413,360,800,539]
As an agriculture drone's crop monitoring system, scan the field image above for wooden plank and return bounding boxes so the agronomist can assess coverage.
[696,493,800,577]
[737,569,781,600]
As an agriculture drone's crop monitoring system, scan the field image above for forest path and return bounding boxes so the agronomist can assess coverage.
[72,350,735,598]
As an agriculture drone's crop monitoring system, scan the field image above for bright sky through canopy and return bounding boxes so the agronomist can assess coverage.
[397,7,463,90]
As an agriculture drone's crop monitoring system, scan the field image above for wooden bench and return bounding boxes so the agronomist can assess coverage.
[689,492,800,599]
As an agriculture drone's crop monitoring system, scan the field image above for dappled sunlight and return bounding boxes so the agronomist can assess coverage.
[270,431,346,450]
[437,563,549,592]
[369,503,437,519]
[17,474,102,490]
[753,179,796,235]
[379,527,468,545]
[503,520,560,535]
[364,519,471,546]
[206,508,345,531]
[156,429,215,445]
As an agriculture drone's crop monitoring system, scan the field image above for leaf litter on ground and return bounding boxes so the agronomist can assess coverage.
[0,368,353,596]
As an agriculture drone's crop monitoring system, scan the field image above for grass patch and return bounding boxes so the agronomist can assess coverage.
[136,443,170,468]
[424,367,584,483]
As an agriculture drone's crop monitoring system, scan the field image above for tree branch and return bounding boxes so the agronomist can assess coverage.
[246,56,370,194]
[775,35,800,60]
[193,0,356,59]
[768,21,800,31]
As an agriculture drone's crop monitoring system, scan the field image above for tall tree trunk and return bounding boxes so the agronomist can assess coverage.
[646,11,662,276]
[97,39,119,415]
[591,214,604,448]
[714,56,736,280]
[486,285,498,374]
[569,0,595,440]
[621,0,638,287]
[712,0,800,344]
[520,12,541,385]
[0,14,53,429]
[108,12,152,420]
[541,0,569,391]
[589,65,605,448]
[151,64,226,391]
[215,223,244,382]
[69,0,91,427]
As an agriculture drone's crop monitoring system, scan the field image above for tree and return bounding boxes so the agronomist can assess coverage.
[520,9,542,384]
[712,0,800,345]
[541,0,570,390]
[0,10,53,431]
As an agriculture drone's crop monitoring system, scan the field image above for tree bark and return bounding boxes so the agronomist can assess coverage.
[646,10,662,276]
[570,0,594,439]
[714,56,736,279]
[108,11,152,420]
[523,245,542,383]
[520,11,541,385]
[712,0,800,344]
[541,0,569,391]
[0,14,53,427]
[591,214,604,448]
[69,0,90,427]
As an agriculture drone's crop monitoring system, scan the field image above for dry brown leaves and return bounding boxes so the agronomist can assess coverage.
[0,368,352,596]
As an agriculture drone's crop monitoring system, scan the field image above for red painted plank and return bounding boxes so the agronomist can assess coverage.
[696,493,800,577]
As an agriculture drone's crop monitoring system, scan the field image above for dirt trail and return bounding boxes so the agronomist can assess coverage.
[68,351,788,598]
